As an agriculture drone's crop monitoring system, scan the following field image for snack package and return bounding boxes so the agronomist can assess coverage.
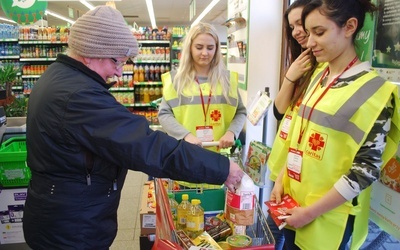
[176,230,196,250]
[265,194,299,230]
[380,156,400,193]
[244,141,271,187]
[247,90,272,126]
[191,231,223,250]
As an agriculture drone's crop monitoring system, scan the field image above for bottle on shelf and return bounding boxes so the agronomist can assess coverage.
[177,194,191,231]
[148,86,155,101]
[134,85,141,103]
[138,65,145,82]
[186,199,204,239]
[144,64,149,81]
[143,85,150,103]
[139,86,144,103]
[133,65,139,82]
[168,192,179,228]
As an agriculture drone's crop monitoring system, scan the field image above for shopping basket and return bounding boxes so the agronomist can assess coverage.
[153,148,275,250]
[0,136,31,188]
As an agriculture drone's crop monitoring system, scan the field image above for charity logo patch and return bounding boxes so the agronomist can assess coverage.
[210,109,222,122]
[305,129,327,160]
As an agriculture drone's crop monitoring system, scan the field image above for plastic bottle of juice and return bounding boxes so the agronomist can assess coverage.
[185,199,204,239]
[177,194,190,230]
[168,192,179,228]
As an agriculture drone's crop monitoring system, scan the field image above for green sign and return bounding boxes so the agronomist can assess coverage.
[355,12,376,62]
[1,0,48,25]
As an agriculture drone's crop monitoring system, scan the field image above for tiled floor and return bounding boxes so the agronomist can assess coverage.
[110,170,148,250]
[359,220,400,250]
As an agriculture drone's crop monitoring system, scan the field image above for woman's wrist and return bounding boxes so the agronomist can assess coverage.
[285,75,296,84]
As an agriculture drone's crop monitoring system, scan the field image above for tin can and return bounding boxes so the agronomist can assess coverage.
[227,234,252,248]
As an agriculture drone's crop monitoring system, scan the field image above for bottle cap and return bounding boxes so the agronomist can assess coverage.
[191,199,201,205]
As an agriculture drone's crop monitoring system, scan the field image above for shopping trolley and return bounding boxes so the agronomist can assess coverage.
[152,143,275,250]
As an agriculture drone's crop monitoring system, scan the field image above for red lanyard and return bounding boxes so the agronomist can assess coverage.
[297,56,358,145]
[195,77,212,124]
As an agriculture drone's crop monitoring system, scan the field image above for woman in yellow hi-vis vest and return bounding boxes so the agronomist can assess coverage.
[158,22,246,188]
[271,0,400,249]
[266,1,323,249]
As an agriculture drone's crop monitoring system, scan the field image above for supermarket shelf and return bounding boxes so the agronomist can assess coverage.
[138,40,170,44]
[20,58,56,62]
[0,38,18,42]
[0,55,19,59]
[21,75,41,78]
[18,41,68,45]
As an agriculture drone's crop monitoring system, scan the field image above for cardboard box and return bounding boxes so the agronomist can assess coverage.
[139,182,156,235]
[0,188,27,245]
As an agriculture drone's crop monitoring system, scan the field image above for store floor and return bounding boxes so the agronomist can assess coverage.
[110,170,148,250]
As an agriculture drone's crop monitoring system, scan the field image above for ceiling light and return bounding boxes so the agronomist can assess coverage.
[45,10,75,25]
[79,0,95,10]
[191,0,220,27]
[145,0,157,28]
[0,16,17,24]
[106,1,116,9]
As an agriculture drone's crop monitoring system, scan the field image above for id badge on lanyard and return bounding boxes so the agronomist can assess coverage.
[280,114,292,140]
[287,147,303,182]
[196,126,214,142]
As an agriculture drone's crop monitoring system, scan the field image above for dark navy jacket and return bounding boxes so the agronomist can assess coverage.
[23,54,229,249]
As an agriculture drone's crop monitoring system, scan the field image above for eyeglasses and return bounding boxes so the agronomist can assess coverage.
[110,58,126,70]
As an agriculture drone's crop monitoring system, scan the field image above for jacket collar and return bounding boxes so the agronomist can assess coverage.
[56,54,112,89]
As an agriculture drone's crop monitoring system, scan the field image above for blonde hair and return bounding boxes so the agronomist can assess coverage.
[173,22,230,100]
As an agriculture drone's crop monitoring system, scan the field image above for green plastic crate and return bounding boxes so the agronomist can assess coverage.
[174,188,225,212]
[0,136,31,188]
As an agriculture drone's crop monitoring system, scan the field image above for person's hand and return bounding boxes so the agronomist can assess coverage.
[219,131,235,149]
[285,48,312,84]
[285,206,315,229]
[184,133,202,147]
[224,161,244,192]
[270,182,284,204]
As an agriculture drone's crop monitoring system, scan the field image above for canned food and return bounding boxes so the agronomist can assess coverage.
[218,241,232,249]
[227,234,252,248]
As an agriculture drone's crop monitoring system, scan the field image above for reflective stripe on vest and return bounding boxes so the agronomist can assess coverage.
[298,76,385,144]
[166,95,238,108]
[267,68,326,181]
[283,71,399,250]
[162,71,239,148]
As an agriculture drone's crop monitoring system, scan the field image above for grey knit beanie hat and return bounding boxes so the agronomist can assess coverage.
[68,6,138,58]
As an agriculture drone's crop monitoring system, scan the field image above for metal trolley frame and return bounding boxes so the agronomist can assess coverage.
[152,151,275,250]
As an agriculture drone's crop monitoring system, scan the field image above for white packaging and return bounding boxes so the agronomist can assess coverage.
[0,188,27,244]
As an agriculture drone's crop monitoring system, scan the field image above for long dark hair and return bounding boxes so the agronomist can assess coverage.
[284,0,318,107]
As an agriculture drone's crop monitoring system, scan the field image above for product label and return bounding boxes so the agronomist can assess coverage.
[226,191,254,210]
[186,215,204,231]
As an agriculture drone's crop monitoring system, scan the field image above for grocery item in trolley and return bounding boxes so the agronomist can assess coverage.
[225,173,255,225]
[265,193,299,230]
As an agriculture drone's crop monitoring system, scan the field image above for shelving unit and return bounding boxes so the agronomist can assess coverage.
[170,34,183,67]
[224,10,248,90]
[108,39,170,125]
[1,25,178,125]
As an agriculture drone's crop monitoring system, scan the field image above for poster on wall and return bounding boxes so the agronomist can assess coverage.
[1,0,47,24]
[371,0,400,82]
[367,0,400,241]
[370,155,400,240]
[355,11,376,62]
